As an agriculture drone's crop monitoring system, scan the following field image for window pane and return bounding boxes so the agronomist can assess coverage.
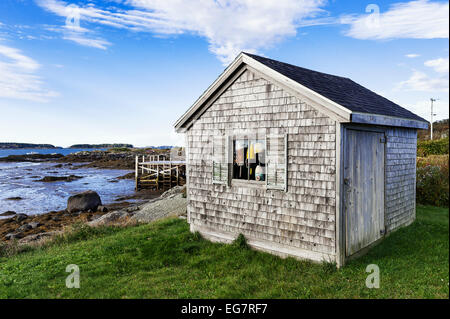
[212,136,228,184]
[248,139,266,181]
[233,139,248,180]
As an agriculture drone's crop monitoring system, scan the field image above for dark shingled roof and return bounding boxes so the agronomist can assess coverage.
[245,53,427,123]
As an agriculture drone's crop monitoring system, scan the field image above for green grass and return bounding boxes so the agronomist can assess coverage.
[0,205,448,298]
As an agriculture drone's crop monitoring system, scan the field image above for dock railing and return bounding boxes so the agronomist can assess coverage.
[135,154,186,191]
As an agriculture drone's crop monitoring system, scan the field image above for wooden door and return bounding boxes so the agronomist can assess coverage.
[344,129,385,256]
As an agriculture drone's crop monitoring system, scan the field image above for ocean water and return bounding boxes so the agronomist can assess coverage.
[0,148,107,157]
[0,161,135,217]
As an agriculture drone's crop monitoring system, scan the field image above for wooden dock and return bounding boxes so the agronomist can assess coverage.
[135,154,186,191]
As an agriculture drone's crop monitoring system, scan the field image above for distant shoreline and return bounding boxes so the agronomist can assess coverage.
[0,143,133,149]
[0,143,61,149]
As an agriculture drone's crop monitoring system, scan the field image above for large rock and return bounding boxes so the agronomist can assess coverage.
[0,211,16,216]
[14,213,28,222]
[67,190,102,213]
[130,193,187,224]
[5,232,23,240]
[160,185,185,199]
[87,210,130,227]
[37,175,82,182]
[18,231,62,244]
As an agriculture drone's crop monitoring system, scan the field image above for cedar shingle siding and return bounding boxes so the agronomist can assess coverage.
[385,128,417,231]
[187,69,337,260]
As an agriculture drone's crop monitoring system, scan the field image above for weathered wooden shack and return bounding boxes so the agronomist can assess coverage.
[174,53,428,266]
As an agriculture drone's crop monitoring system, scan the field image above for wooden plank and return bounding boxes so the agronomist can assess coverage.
[335,121,343,267]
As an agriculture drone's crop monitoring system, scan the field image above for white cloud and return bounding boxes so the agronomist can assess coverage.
[342,0,449,40]
[424,57,449,74]
[397,70,449,92]
[36,0,327,63]
[36,0,112,50]
[407,99,449,121]
[63,33,110,50]
[0,44,58,102]
[0,45,40,71]
[405,53,420,58]
[397,57,449,92]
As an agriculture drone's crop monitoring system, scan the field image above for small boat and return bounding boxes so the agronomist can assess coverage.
[26,152,39,155]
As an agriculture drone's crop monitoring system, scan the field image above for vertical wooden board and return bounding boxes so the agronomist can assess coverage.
[336,122,344,266]
[376,134,385,235]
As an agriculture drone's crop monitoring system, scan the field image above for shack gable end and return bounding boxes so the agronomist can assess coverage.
[187,69,337,261]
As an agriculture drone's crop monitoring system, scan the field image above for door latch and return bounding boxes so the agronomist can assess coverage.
[344,178,351,186]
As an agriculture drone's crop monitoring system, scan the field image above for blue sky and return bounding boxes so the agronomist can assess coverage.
[0,0,448,147]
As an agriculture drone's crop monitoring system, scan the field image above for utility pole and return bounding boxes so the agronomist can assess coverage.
[430,98,437,140]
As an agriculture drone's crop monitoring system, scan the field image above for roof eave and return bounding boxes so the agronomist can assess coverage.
[351,112,429,130]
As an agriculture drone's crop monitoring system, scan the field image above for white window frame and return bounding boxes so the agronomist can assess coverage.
[212,135,229,185]
[266,133,288,192]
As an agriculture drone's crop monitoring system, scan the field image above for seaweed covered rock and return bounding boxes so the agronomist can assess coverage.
[67,191,102,213]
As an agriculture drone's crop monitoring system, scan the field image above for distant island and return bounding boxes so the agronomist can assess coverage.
[0,143,61,149]
[68,144,134,149]
[0,142,135,149]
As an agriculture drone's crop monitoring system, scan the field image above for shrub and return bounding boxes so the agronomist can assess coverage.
[232,233,249,249]
[416,155,449,207]
[192,231,202,241]
[320,260,337,274]
[417,154,449,169]
[417,137,449,157]
[0,241,33,258]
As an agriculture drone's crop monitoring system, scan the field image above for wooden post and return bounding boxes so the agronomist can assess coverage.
[135,155,139,191]
[156,163,159,191]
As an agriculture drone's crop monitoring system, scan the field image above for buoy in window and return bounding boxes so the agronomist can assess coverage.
[255,165,264,181]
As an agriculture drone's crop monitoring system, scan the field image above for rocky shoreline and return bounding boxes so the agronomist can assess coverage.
[0,187,170,243]
[0,148,176,244]
[0,153,64,162]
